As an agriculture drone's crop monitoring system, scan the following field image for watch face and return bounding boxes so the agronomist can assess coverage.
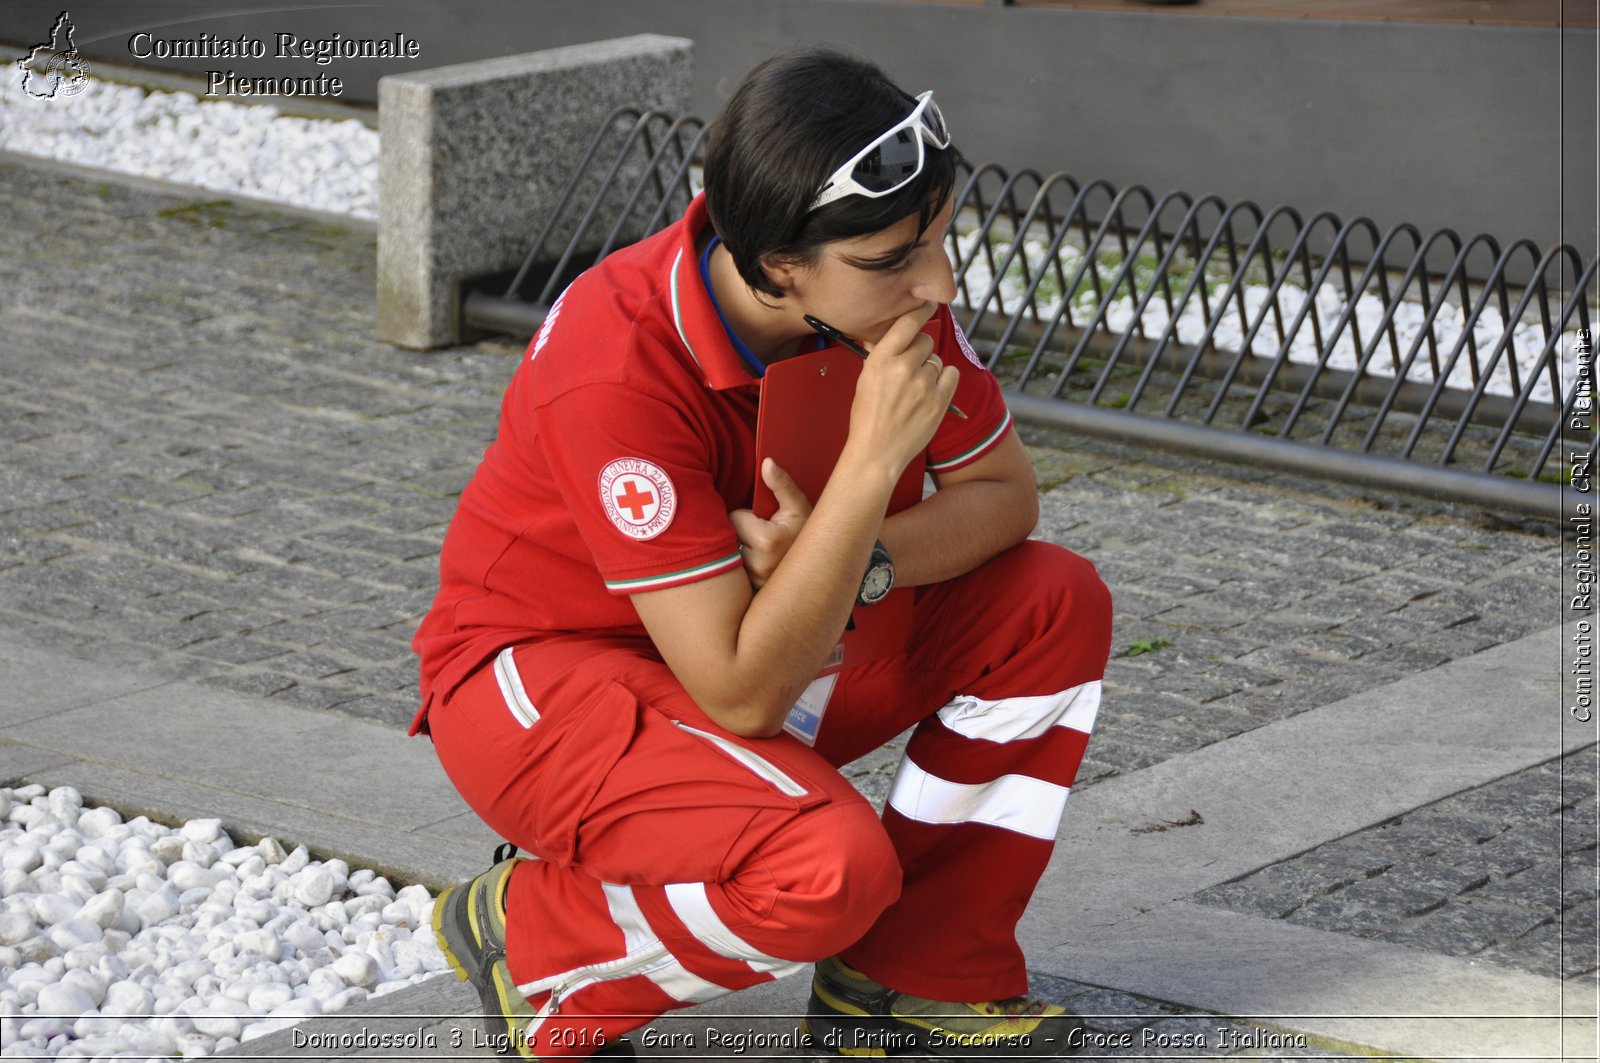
[861,565,893,603]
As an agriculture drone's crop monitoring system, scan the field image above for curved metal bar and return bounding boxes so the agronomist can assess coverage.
[1359,230,1494,454]
[1443,243,1590,469]
[1045,182,1157,395]
[1192,209,1337,427]
[987,178,1121,387]
[958,169,1065,342]
[504,104,644,301]
[1161,201,1288,419]
[1107,192,1228,408]
[1399,227,1468,376]
[1226,210,1351,431]
[1496,266,1595,476]
[596,113,704,258]
[1278,215,1392,438]
[1069,189,1197,403]
[960,169,1055,338]
[1399,238,1545,462]
[1051,183,1164,391]
[1319,222,1430,446]
[1121,196,1257,412]
[1267,216,1407,440]
[639,119,708,234]
[534,108,682,306]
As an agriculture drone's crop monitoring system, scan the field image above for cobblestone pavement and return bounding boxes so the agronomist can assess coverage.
[1198,745,1598,984]
[1,158,1587,1048]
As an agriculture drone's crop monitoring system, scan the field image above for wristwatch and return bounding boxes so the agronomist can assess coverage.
[857,539,895,606]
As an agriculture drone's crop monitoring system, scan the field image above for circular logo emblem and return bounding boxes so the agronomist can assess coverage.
[45,52,91,98]
[598,458,676,540]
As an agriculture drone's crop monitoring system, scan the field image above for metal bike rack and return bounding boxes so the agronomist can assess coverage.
[463,108,1597,521]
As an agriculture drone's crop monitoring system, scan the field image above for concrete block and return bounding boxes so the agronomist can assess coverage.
[0,636,168,725]
[378,35,692,350]
[0,741,77,786]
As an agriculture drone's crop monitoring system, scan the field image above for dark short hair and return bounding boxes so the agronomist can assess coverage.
[703,47,960,299]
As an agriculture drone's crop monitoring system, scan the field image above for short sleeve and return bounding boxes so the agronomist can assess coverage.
[537,383,744,595]
[924,307,1014,474]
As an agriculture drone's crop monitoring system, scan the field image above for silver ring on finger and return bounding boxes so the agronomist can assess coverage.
[923,353,943,372]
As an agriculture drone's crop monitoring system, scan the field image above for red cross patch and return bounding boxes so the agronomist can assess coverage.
[598,458,677,540]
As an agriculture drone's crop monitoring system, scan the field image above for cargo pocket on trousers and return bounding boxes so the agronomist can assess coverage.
[519,678,640,868]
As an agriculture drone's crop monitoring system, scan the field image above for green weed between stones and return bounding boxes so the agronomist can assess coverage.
[1125,636,1173,657]
[156,199,235,227]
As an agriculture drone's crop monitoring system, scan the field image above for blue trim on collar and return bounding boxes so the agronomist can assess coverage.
[698,235,768,379]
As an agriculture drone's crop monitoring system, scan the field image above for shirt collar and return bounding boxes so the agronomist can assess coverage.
[699,235,767,379]
[667,193,762,391]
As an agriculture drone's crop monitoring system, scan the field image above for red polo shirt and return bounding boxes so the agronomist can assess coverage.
[410,194,1012,733]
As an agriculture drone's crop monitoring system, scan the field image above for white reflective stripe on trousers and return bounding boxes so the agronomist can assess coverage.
[887,761,1070,841]
[517,883,731,1014]
[600,883,729,1003]
[665,880,806,979]
[935,681,1100,744]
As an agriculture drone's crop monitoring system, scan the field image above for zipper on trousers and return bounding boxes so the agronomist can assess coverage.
[528,942,674,1022]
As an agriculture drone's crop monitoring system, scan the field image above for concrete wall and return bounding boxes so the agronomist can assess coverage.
[376,35,691,349]
[4,0,1592,256]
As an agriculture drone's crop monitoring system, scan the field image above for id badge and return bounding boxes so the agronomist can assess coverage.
[782,672,839,747]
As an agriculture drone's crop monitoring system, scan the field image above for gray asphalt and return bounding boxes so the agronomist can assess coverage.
[0,150,1595,1061]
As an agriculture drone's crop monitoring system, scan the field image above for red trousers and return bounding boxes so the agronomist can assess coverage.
[429,541,1112,1058]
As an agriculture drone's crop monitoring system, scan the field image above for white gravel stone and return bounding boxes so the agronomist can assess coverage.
[59,968,107,1007]
[0,910,36,945]
[75,807,118,839]
[246,982,295,1013]
[76,888,124,929]
[279,845,311,876]
[0,786,451,1057]
[35,981,96,1018]
[332,951,379,989]
[180,819,225,845]
[102,980,154,1017]
[2,842,43,873]
[168,860,222,892]
[292,866,335,907]
[0,77,380,219]
[45,918,101,952]
[45,787,82,819]
[132,886,180,926]
[31,892,77,925]
[149,835,186,865]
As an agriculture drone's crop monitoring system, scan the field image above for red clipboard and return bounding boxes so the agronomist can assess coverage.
[753,344,925,674]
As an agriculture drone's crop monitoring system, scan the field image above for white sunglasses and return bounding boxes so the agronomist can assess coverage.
[808,91,951,213]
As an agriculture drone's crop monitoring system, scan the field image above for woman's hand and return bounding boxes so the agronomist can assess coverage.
[729,459,811,591]
[843,301,961,479]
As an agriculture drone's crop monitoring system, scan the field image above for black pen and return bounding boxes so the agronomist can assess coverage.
[803,314,968,420]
